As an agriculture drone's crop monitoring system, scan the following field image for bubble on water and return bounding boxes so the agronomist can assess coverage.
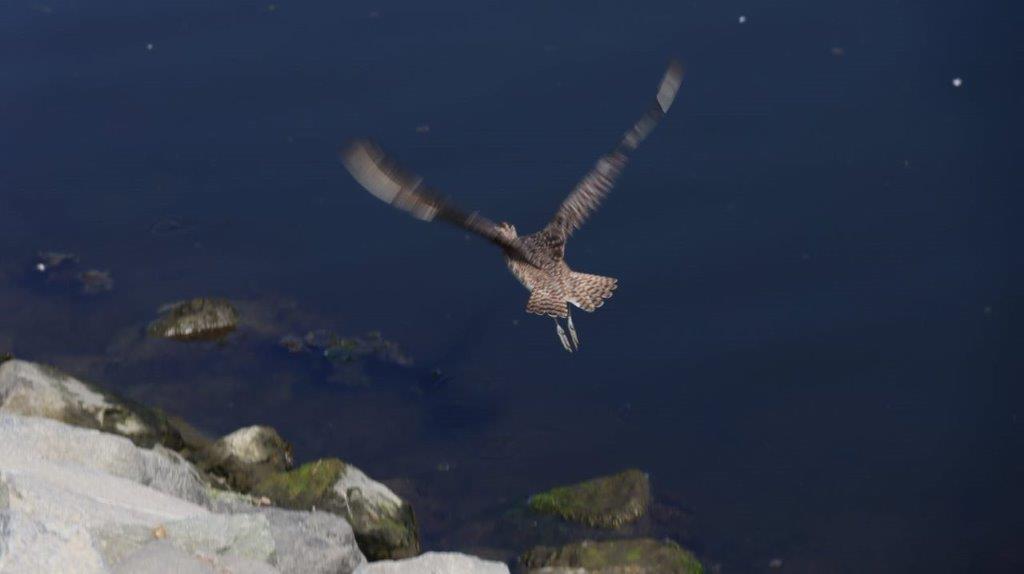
[738,15,747,24]
[146,43,154,51]
[952,77,963,88]
[35,263,46,272]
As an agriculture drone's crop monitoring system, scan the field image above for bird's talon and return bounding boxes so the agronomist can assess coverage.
[555,320,573,352]
[567,313,579,349]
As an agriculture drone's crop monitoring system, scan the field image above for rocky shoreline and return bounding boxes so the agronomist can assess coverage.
[0,354,704,573]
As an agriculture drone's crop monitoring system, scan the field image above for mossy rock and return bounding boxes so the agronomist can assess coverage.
[253,458,420,560]
[521,538,703,574]
[147,298,239,341]
[196,425,294,492]
[529,469,650,528]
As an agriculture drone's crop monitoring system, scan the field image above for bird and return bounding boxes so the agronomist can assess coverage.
[340,60,683,352]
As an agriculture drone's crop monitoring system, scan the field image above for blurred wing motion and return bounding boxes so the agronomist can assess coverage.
[341,139,537,264]
[545,59,684,240]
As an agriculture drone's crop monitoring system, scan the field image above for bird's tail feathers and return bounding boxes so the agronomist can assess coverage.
[568,272,617,312]
[526,289,568,318]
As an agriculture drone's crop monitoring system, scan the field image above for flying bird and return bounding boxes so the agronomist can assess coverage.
[341,60,683,352]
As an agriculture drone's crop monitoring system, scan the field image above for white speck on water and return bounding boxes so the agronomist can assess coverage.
[35,263,46,272]
[738,15,747,24]
[415,124,430,133]
[146,43,154,51]
[952,77,963,88]
[769,558,784,569]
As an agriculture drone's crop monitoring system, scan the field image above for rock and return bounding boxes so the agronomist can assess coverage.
[200,425,294,492]
[279,334,306,353]
[528,469,650,528]
[92,513,277,566]
[0,510,107,574]
[0,359,184,449]
[0,352,11,364]
[35,251,78,270]
[0,414,209,507]
[147,298,239,341]
[77,269,114,294]
[110,539,277,574]
[324,331,412,367]
[0,412,367,573]
[520,538,703,574]
[254,458,420,560]
[355,552,509,573]
[260,507,366,574]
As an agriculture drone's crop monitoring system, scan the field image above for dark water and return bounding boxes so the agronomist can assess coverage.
[2,1,1021,571]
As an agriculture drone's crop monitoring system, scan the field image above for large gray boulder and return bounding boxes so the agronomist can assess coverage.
[0,510,106,574]
[355,552,510,574]
[260,508,367,574]
[0,413,366,574]
[0,360,183,449]
[0,414,208,507]
[110,539,277,574]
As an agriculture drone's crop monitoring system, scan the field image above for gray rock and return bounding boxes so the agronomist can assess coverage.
[0,413,366,573]
[148,298,239,341]
[0,421,209,535]
[355,552,510,574]
[111,539,278,574]
[0,509,106,574]
[91,513,275,567]
[0,414,208,506]
[260,507,366,574]
[0,360,183,449]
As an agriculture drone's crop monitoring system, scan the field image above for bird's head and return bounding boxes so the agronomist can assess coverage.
[497,222,518,239]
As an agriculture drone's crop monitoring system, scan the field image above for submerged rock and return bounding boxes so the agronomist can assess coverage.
[34,250,78,271]
[324,331,412,366]
[355,552,510,573]
[0,359,184,449]
[77,269,115,294]
[528,469,650,528]
[253,458,420,560]
[279,334,307,353]
[147,298,239,341]
[520,538,703,574]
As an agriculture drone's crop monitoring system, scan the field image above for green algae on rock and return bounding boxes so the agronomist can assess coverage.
[520,538,703,574]
[529,469,650,528]
[254,458,420,561]
[147,298,239,341]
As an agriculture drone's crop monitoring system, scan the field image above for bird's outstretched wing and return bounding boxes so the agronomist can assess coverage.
[545,60,683,241]
[341,139,538,265]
